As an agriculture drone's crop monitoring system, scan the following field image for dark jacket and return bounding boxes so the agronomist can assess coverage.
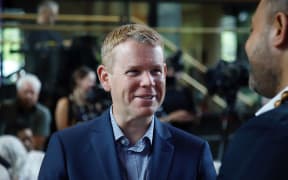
[39,109,216,180]
[218,102,288,180]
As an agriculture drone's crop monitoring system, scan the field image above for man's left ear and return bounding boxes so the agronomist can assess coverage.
[164,63,167,77]
[273,12,288,47]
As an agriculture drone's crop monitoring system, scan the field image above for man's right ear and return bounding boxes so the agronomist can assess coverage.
[272,12,288,48]
[97,65,111,92]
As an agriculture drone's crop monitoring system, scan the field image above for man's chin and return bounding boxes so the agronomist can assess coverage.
[24,102,36,109]
[136,107,156,118]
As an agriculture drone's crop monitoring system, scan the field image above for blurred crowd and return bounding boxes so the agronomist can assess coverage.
[0,0,258,179]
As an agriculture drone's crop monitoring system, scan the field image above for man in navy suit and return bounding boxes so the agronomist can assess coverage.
[38,24,216,180]
[218,0,288,179]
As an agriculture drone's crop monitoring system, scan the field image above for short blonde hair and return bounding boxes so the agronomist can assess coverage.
[101,23,163,69]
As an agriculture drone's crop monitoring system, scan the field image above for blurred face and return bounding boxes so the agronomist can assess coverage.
[245,0,280,98]
[18,82,39,108]
[76,72,96,94]
[17,128,34,151]
[98,39,166,122]
[38,7,58,25]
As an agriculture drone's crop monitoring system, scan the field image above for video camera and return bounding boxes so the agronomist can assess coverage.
[205,59,249,109]
[166,50,184,72]
[84,85,111,108]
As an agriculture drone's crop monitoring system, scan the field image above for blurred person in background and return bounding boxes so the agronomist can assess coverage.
[24,0,63,112]
[0,73,51,151]
[158,50,199,132]
[55,66,107,130]
[16,125,34,152]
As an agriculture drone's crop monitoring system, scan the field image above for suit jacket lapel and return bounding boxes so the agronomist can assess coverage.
[89,110,123,180]
[150,119,174,180]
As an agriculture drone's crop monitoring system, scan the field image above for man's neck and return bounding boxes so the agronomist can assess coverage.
[115,114,152,144]
[121,119,152,145]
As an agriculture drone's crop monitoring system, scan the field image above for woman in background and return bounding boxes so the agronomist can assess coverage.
[55,66,104,130]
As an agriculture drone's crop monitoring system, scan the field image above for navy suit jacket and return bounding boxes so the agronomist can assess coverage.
[39,110,216,180]
[218,102,288,180]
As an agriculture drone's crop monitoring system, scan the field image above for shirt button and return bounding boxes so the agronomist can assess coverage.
[120,138,129,146]
[121,139,126,145]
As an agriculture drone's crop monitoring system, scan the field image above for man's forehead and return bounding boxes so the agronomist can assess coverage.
[20,82,35,90]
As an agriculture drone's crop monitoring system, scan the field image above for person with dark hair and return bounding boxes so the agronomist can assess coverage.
[16,125,34,152]
[158,50,198,132]
[218,0,288,179]
[39,23,216,179]
[54,66,106,130]
[57,35,100,97]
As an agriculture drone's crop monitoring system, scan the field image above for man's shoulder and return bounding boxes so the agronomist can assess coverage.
[50,120,97,147]
[241,103,288,130]
[56,110,109,138]
[34,103,51,117]
[226,105,288,153]
[158,120,206,147]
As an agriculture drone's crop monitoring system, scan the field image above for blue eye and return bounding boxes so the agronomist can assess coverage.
[125,70,140,76]
[151,69,162,76]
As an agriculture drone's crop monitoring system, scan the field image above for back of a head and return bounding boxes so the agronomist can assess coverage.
[101,23,163,69]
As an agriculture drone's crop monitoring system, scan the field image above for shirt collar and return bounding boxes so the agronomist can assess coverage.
[109,107,154,145]
[255,86,288,116]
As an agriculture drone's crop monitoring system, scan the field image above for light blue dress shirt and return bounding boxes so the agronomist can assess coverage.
[110,107,154,180]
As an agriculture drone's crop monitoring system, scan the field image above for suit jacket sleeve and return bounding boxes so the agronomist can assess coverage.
[198,141,217,180]
[38,133,68,180]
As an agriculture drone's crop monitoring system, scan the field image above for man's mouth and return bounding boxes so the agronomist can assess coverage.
[136,95,155,100]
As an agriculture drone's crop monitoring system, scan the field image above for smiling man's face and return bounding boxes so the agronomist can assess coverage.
[106,39,166,121]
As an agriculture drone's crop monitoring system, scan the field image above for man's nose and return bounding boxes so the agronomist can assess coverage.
[141,72,155,87]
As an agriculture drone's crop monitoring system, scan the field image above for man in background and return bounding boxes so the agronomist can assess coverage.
[24,0,63,110]
[0,73,51,150]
